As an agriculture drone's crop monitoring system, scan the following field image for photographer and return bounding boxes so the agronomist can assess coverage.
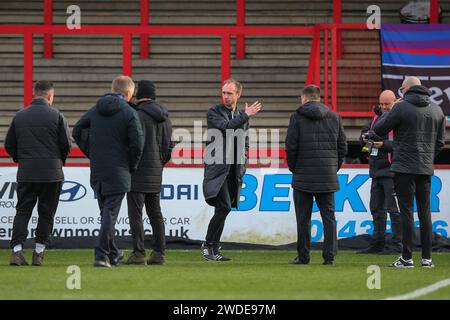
[358,90,402,254]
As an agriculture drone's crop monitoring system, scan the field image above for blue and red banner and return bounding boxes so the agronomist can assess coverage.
[380,24,450,114]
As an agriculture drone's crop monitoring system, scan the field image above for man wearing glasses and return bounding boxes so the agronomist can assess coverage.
[357,90,402,254]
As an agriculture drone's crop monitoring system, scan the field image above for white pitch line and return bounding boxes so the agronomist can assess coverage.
[385,278,450,300]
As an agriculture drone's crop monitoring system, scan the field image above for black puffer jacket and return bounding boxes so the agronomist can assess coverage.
[285,101,347,193]
[4,98,72,182]
[360,115,394,178]
[373,85,445,176]
[72,93,144,195]
[131,100,173,193]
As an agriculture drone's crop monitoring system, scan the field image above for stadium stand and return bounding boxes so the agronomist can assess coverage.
[0,0,449,155]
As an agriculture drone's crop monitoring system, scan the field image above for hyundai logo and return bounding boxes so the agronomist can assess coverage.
[60,181,87,202]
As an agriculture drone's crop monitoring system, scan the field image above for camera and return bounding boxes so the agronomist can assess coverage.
[361,131,376,154]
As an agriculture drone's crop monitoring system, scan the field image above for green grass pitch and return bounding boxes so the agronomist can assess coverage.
[0,249,449,300]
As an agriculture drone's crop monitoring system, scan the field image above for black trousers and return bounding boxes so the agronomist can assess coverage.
[205,176,234,246]
[127,191,165,255]
[293,190,337,262]
[94,192,125,261]
[10,182,62,248]
[394,173,432,260]
[369,177,402,247]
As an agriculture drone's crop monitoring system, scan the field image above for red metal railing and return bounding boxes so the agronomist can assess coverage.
[140,0,150,58]
[0,24,316,106]
[0,147,288,168]
[322,24,373,117]
[42,0,441,59]
[2,147,450,169]
[43,0,249,60]
[333,0,342,59]
[1,23,379,115]
[305,25,321,87]
[304,23,373,116]
[20,0,445,113]
[236,0,246,59]
[431,0,439,24]
[8,21,434,117]
[43,0,53,58]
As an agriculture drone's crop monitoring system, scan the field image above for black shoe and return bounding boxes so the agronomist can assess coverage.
[10,250,29,266]
[147,250,165,265]
[213,246,231,261]
[32,251,44,266]
[201,242,216,260]
[356,245,384,254]
[109,251,124,266]
[288,257,309,265]
[122,252,146,265]
[322,260,334,265]
[389,256,414,268]
[201,242,231,261]
[94,258,112,268]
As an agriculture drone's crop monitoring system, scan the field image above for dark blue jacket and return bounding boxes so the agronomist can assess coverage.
[72,93,144,195]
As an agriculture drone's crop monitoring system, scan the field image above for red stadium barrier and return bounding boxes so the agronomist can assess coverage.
[0,23,378,115]
[0,25,316,107]
[0,22,403,116]
[39,0,442,70]
[140,0,150,58]
[43,0,53,58]
[2,147,450,169]
[8,21,449,117]
[309,23,373,116]
[236,0,246,60]
[41,0,250,60]
[2,0,444,114]
[431,0,440,24]
[333,0,342,59]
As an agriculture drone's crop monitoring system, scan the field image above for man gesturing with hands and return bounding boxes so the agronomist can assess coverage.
[202,79,261,261]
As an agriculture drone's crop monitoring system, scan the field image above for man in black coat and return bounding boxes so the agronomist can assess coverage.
[122,80,173,265]
[5,80,72,266]
[373,77,445,268]
[357,90,402,254]
[202,79,261,261]
[285,85,347,265]
[72,76,144,268]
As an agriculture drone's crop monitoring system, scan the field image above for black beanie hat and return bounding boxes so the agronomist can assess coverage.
[136,80,156,100]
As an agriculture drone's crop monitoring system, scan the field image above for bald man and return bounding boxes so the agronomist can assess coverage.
[358,90,402,254]
[373,77,446,268]
[400,76,421,96]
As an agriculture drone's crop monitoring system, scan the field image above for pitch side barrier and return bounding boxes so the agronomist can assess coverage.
[2,147,450,169]
[1,148,449,244]
[0,149,449,244]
